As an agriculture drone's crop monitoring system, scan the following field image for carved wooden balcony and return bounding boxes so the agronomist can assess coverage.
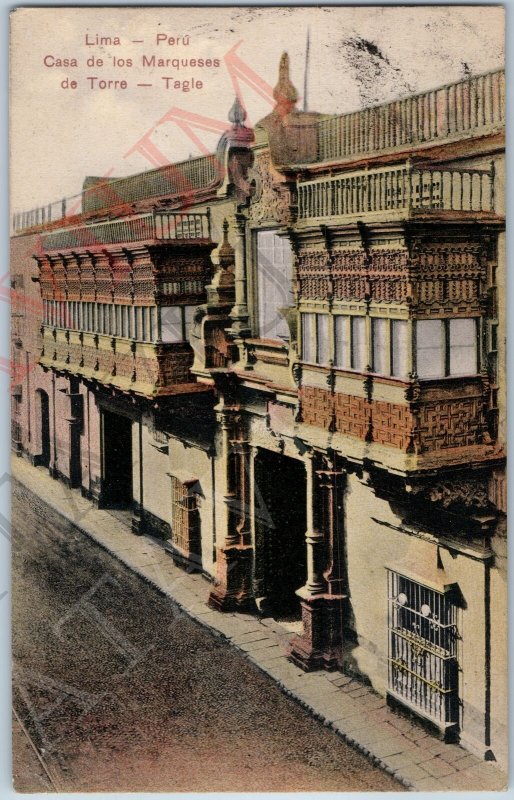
[39,325,208,398]
[298,370,500,468]
[297,164,496,224]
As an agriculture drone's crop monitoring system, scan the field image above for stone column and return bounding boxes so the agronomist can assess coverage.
[289,450,327,671]
[208,412,254,611]
[318,458,348,670]
[228,214,251,338]
[289,451,348,672]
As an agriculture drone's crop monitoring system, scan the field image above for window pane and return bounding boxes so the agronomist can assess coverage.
[301,313,315,363]
[334,315,349,368]
[121,306,128,337]
[391,320,408,378]
[416,320,444,378]
[351,317,366,371]
[257,230,294,341]
[184,306,196,342]
[372,318,388,375]
[449,318,477,376]
[151,308,158,341]
[161,306,183,343]
[317,315,329,365]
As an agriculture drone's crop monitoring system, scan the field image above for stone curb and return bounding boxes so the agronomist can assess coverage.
[12,459,507,793]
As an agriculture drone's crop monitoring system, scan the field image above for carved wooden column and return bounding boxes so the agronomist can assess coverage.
[208,411,254,611]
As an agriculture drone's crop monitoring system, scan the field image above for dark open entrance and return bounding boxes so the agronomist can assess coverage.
[102,410,133,508]
[253,450,307,619]
[37,390,50,468]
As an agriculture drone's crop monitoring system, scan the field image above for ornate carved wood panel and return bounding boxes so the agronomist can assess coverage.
[248,150,296,226]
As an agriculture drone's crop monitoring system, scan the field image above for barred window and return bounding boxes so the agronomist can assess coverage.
[170,475,201,566]
[388,571,459,727]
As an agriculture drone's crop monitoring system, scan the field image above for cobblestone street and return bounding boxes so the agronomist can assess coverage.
[12,478,403,793]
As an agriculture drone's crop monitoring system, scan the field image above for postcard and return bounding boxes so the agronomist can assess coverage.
[10,6,506,792]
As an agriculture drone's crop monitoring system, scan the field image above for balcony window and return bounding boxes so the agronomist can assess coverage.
[416,318,478,379]
[160,306,197,343]
[351,316,366,371]
[449,319,477,376]
[161,307,182,342]
[150,308,158,341]
[256,230,294,342]
[135,307,143,341]
[316,314,330,366]
[142,307,151,341]
[301,313,316,363]
[391,320,408,378]
[334,315,350,369]
[372,318,388,375]
[416,320,444,379]
[184,306,196,342]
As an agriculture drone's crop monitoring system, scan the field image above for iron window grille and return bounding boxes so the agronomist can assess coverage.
[388,570,459,728]
[170,475,200,563]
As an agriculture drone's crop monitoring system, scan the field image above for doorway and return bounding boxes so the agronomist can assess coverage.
[36,389,50,468]
[253,450,307,618]
[102,410,133,508]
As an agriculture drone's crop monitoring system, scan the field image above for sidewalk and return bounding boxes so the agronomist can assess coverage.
[12,456,507,792]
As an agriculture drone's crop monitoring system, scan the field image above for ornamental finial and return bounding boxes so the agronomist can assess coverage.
[273,52,298,112]
[228,95,247,126]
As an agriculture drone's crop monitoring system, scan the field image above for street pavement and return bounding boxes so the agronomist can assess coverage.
[12,478,403,793]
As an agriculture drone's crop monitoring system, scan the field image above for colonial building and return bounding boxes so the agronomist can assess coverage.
[11,57,506,766]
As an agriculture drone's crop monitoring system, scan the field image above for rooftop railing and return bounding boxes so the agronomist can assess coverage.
[298,164,495,221]
[316,69,504,162]
[82,153,220,212]
[13,69,504,234]
[40,210,211,252]
[12,153,220,234]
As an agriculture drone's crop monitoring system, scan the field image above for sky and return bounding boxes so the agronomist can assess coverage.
[10,6,505,213]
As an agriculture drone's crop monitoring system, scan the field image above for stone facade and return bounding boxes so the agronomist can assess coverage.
[11,59,506,766]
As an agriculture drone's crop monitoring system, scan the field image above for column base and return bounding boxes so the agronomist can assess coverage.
[208,544,254,612]
[288,592,347,672]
